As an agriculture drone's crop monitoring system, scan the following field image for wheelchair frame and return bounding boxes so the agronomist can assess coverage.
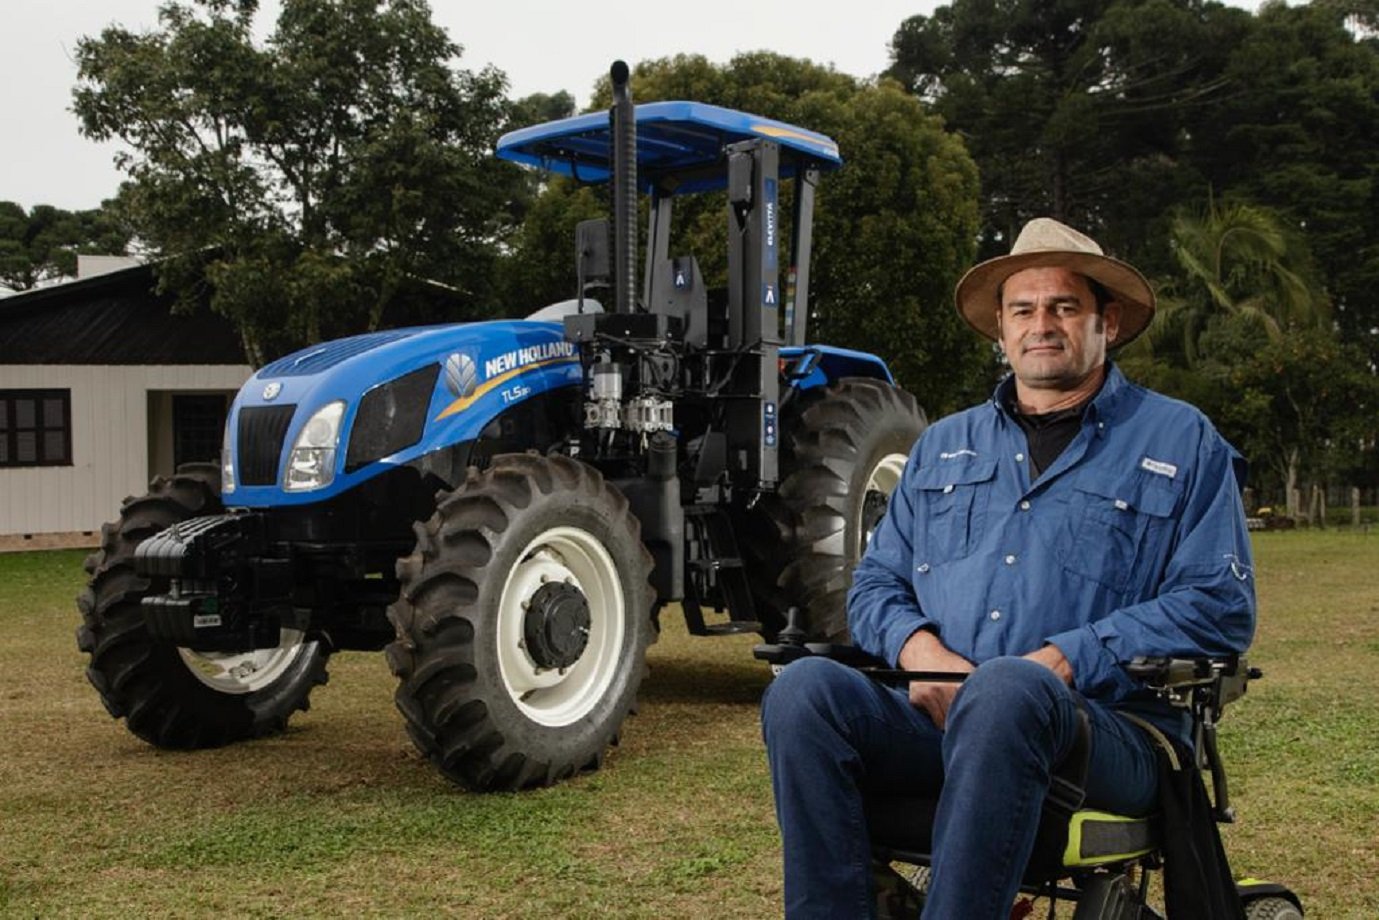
[754,610,1304,919]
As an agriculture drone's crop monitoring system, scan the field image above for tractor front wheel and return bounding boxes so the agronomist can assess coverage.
[386,453,654,791]
[75,464,329,748]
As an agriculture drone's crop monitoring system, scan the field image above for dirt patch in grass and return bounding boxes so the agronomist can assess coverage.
[1,534,1374,916]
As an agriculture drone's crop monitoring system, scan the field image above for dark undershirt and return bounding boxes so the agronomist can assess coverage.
[1009,401,1087,479]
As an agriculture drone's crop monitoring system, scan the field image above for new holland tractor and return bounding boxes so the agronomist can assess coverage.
[76,62,927,791]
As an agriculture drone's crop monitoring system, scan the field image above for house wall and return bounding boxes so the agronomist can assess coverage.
[0,364,252,542]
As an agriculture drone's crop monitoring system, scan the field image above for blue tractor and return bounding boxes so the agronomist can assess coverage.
[76,63,927,791]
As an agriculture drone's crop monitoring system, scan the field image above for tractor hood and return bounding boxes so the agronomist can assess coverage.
[223,320,582,506]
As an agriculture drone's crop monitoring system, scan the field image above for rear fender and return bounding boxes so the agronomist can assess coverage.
[780,345,894,393]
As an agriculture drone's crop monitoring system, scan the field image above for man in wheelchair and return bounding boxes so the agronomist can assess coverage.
[760,219,1301,918]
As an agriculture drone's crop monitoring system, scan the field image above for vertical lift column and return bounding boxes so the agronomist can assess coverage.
[725,138,781,489]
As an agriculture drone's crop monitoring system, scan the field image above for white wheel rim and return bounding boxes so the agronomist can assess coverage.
[497,526,625,728]
[178,629,310,695]
[859,452,908,549]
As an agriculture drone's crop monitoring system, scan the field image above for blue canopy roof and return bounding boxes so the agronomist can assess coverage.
[495,101,842,193]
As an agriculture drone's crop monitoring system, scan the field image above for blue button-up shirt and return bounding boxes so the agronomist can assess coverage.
[848,364,1256,738]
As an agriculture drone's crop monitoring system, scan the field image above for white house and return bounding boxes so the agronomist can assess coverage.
[0,263,252,550]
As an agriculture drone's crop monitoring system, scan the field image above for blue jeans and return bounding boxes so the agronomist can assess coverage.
[760,656,1159,919]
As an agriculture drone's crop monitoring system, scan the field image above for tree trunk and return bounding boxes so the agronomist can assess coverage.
[1051,149,1068,221]
[1284,448,1300,517]
[240,328,263,369]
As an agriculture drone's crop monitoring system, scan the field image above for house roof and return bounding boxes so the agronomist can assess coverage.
[0,263,248,365]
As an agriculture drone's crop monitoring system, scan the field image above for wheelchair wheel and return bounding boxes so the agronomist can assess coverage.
[1244,896,1303,920]
[872,861,925,920]
[1071,873,1139,920]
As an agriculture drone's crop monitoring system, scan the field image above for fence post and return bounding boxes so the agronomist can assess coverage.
[1354,487,1363,527]
[1314,484,1326,529]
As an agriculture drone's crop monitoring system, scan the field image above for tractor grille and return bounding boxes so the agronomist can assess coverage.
[345,364,439,472]
[237,405,297,486]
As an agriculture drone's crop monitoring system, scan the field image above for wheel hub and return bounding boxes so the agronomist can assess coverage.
[177,628,309,695]
[858,452,908,550]
[523,581,591,670]
[497,525,627,727]
[861,489,890,543]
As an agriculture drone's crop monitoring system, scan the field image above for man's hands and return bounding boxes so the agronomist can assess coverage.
[898,631,1075,729]
[1024,643,1074,686]
[898,629,974,729]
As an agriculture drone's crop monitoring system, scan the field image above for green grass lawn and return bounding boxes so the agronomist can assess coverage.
[0,532,1374,917]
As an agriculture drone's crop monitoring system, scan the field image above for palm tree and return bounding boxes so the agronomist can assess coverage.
[1143,198,1329,366]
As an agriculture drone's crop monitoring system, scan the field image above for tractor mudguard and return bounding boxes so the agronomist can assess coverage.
[780,344,894,392]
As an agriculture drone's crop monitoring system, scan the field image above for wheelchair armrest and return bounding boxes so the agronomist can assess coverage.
[1125,655,1226,686]
[1126,655,1260,822]
[752,640,887,668]
[805,643,888,668]
[753,640,968,685]
[752,641,812,667]
[1126,655,1256,699]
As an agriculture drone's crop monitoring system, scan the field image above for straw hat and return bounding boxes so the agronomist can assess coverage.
[954,218,1156,347]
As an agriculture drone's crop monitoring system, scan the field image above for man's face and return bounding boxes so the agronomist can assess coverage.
[997,267,1121,392]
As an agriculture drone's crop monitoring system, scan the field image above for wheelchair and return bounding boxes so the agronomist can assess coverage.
[755,612,1303,920]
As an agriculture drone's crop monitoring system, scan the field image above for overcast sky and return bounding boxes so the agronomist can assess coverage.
[3,0,959,211]
[5,0,1269,213]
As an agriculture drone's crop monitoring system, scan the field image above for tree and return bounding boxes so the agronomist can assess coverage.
[0,201,132,292]
[1197,320,1377,507]
[887,0,1250,268]
[1139,198,1329,365]
[1187,0,1379,369]
[73,0,522,363]
[1119,197,1354,498]
[500,53,988,414]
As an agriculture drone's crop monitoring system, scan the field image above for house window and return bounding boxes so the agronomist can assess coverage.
[173,394,228,468]
[0,389,73,467]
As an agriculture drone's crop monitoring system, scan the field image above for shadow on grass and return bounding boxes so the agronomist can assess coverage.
[641,652,772,706]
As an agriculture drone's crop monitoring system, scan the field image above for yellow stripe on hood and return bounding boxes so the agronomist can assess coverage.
[435,356,579,421]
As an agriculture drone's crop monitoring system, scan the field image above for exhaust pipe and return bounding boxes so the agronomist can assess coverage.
[610,60,637,315]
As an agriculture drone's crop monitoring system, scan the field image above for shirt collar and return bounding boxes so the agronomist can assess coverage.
[991,361,1128,424]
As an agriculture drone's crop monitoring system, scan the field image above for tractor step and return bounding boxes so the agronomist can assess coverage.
[682,504,759,637]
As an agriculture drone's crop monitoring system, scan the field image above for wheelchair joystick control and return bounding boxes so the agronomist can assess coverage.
[779,607,807,647]
[752,607,811,672]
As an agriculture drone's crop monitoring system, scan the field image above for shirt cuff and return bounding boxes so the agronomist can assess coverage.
[882,613,933,668]
[1045,624,1118,697]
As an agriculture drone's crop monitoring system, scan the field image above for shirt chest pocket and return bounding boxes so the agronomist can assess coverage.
[913,459,997,566]
[1060,471,1181,594]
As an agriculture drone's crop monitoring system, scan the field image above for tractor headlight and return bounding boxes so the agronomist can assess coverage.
[221,420,236,494]
[284,401,345,492]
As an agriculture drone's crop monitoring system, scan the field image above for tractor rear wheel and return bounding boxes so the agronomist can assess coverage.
[386,453,654,791]
[75,464,329,748]
[744,377,926,641]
